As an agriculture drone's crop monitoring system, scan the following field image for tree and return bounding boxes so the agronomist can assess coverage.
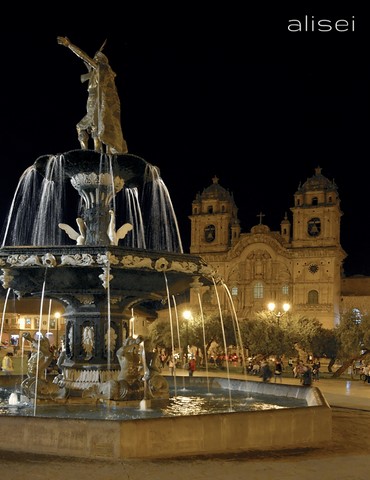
[332,309,370,377]
[241,311,323,359]
[148,320,173,351]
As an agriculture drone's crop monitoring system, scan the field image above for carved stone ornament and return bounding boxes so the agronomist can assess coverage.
[7,254,42,267]
[155,258,169,272]
[121,255,153,269]
[168,260,198,274]
[42,253,57,267]
[60,253,94,266]
[75,294,95,305]
[0,269,14,289]
[99,267,113,289]
[71,172,124,193]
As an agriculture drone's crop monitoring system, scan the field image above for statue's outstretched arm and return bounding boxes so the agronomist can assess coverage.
[57,36,97,69]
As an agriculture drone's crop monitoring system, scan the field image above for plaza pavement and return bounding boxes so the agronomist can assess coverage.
[1,362,370,479]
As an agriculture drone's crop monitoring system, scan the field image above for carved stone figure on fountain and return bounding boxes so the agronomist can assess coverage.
[21,332,64,400]
[58,218,86,245]
[107,209,133,246]
[57,36,128,155]
[105,325,118,360]
[23,332,54,378]
[116,336,142,384]
[82,325,95,361]
[140,337,169,399]
[113,335,144,400]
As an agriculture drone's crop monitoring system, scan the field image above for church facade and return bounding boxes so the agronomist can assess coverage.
[187,167,362,329]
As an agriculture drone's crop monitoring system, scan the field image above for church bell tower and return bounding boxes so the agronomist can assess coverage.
[189,176,240,254]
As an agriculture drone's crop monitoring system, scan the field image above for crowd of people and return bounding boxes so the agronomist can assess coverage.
[245,356,323,386]
[8,337,370,389]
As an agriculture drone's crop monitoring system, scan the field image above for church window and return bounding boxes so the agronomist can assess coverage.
[231,286,238,296]
[307,217,321,237]
[254,282,264,299]
[308,290,319,304]
[282,284,289,295]
[308,263,319,274]
[204,225,216,242]
[207,206,213,213]
[312,197,318,206]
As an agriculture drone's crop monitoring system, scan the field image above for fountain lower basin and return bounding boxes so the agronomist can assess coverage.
[0,376,332,460]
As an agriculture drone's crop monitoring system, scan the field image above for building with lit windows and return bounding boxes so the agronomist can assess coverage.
[187,167,370,329]
[0,298,65,351]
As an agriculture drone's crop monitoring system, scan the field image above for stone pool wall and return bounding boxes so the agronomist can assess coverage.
[0,377,332,460]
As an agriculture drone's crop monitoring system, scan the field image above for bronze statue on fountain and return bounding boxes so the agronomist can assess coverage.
[0,37,215,405]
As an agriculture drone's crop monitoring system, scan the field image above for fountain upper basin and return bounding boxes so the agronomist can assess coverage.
[0,245,212,308]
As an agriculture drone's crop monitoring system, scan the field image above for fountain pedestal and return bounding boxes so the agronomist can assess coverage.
[0,244,213,401]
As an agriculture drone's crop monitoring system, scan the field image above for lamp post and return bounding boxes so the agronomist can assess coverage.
[267,302,291,326]
[182,310,192,365]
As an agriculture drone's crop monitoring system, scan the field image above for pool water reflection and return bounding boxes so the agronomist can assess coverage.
[0,384,307,420]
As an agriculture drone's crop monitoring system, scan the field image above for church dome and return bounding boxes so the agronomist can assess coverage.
[297,167,337,193]
[251,224,270,234]
[200,176,233,201]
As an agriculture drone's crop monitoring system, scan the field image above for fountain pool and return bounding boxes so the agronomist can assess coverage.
[0,375,331,459]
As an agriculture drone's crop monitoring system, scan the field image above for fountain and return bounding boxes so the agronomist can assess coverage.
[0,37,332,460]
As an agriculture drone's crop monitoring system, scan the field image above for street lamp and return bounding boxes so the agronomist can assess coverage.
[267,302,291,325]
[182,310,192,365]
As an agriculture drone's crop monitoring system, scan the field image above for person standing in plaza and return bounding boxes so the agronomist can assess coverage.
[301,364,313,386]
[312,358,321,381]
[188,357,196,376]
[274,357,283,383]
[168,356,176,376]
[260,359,273,382]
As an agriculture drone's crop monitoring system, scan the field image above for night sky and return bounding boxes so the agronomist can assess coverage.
[1,7,370,276]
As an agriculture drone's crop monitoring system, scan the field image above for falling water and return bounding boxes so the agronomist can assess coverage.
[122,187,146,248]
[163,273,178,394]
[221,281,248,375]
[140,164,183,253]
[31,155,66,246]
[196,291,211,394]
[212,277,233,411]
[21,336,26,378]
[2,155,67,247]
[1,165,40,246]
[33,273,48,416]
[171,294,187,392]
[106,259,112,372]
[2,151,182,252]
[46,299,52,336]
[0,288,11,348]
[172,296,183,370]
